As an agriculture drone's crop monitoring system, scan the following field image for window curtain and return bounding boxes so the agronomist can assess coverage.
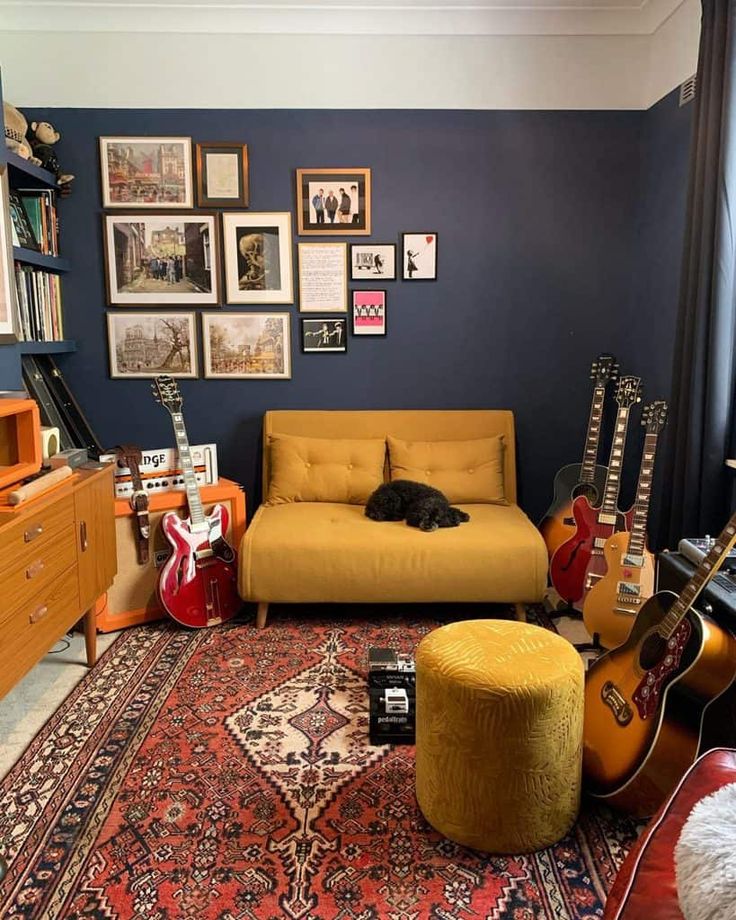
[660,0,736,547]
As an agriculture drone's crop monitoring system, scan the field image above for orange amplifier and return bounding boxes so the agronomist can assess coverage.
[93,477,246,632]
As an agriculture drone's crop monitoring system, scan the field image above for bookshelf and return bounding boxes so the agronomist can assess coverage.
[12,247,70,273]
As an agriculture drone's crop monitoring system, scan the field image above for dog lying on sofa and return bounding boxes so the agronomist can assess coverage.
[365,480,470,532]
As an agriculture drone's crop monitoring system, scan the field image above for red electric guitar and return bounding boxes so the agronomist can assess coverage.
[152,376,241,628]
[549,375,642,609]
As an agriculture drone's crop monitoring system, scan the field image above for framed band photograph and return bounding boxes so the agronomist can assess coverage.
[402,232,438,281]
[99,136,193,209]
[107,312,198,378]
[202,312,291,379]
[301,318,347,353]
[103,213,220,306]
[296,168,371,236]
[298,242,347,313]
[222,212,294,304]
[352,290,386,336]
[195,142,249,208]
[350,243,396,281]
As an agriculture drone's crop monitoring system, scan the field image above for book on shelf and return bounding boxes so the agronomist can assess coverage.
[8,191,40,251]
[14,189,59,256]
[13,262,65,342]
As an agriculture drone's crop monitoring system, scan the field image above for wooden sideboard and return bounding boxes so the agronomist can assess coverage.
[0,464,117,699]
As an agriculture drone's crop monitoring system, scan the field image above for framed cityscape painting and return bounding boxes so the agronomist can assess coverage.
[107,312,198,378]
[202,312,291,379]
[296,168,371,236]
[402,232,438,281]
[103,213,220,306]
[222,212,294,304]
[99,136,193,208]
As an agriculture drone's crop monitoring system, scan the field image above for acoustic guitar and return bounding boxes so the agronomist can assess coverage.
[539,354,618,559]
[549,375,641,608]
[583,509,736,818]
[582,401,667,649]
[152,376,241,629]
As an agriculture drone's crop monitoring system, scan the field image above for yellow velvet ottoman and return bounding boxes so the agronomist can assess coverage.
[415,619,584,854]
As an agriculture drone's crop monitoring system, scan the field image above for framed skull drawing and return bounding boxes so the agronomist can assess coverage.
[222,212,294,304]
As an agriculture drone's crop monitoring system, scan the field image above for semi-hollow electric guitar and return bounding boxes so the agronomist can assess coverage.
[583,509,736,818]
[152,376,241,628]
[539,354,618,559]
[550,375,641,608]
[582,401,667,649]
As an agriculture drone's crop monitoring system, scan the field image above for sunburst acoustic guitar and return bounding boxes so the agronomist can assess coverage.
[582,401,668,650]
[583,509,736,818]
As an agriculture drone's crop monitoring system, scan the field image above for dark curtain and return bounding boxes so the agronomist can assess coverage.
[661,0,736,547]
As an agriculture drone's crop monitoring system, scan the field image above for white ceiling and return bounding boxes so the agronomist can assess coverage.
[0,0,689,36]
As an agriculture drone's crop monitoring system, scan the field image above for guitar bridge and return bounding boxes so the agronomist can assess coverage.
[601,680,633,725]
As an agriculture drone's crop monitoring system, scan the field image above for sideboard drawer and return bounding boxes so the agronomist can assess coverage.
[0,494,75,573]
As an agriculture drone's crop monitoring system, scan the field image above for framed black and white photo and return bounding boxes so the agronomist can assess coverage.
[195,142,249,208]
[298,242,347,313]
[103,213,220,306]
[352,290,386,336]
[296,168,371,236]
[301,318,347,353]
[402,232,438,281]
[99,136,193,209]
[350,243,395,281]
[202,312,291,379]
[222,212,293,304]
[107,312,198,378]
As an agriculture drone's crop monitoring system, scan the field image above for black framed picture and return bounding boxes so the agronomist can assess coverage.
[8,191,39,251]
[195,142,249,208]
[350,243,396,281]
[301,318,348,353]
[352,290,386,336]
[402,232,438,281]
[296,168,371,236]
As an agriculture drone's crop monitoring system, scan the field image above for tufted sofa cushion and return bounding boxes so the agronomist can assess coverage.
[266,433,386,505]
[387,435,506,504]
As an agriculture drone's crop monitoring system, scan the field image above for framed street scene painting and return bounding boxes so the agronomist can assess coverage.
[222,212,293,304]
[195,142,249,208]
[103,213,220,306]
[352,290,386,336]
[202,312,291,379]
[298,242,347,313]
[107,312,198,378]
[402,232,438,281]
[301,318,347,353]
[296,168,371,236]
[350,243,395,281]
[99,137,193,208]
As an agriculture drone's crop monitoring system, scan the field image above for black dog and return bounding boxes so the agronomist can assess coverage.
[365,480,470,532]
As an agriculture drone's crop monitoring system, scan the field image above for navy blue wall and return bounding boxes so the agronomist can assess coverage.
[19,97,692,525]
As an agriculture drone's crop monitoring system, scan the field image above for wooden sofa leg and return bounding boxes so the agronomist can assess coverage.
[256,602,269,629]
[513,603,527,622]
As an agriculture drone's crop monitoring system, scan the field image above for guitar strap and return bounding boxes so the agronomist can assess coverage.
[114,444,150,565]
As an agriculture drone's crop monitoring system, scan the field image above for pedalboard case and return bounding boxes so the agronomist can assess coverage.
[93,478,246,632]
[368,647,416,745]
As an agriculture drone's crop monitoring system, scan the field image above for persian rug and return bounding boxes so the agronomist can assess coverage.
[0,611,640,920]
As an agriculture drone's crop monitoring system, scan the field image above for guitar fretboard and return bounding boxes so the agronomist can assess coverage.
[599,407,631,515]
[626,432,659,558]
[171,412,205,525]
[580,385,606,484]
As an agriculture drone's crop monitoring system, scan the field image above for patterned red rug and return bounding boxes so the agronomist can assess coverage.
[0,613,640,919]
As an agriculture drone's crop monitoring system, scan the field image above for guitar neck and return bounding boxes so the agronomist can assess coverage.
[170,411,206,526]
[580,385,606,483]
[626,432,660,557]
[599,406,631,515]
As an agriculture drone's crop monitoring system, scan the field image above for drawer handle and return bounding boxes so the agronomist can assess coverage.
[26,559,45,579]
[24,524,44,543]
[29,605,48,624]
[80,520,88,552]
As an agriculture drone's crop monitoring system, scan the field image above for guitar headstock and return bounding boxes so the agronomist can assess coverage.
[590,353,619,388]
[152,375,183,415]
[615,375,642,409]
[642,400,668,434]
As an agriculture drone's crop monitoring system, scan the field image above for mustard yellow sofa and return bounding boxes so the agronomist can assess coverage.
[238,410,547,627]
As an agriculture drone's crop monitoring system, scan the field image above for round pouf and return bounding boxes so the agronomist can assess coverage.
[415,619,584,854]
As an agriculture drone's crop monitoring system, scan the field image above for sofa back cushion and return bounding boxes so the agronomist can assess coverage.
[387,435,506,504]
[266,434,386,505]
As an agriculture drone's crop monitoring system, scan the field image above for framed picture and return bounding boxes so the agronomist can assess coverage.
[296,168,371,236]
[99,136,193,209]
[298,242,347,313]
[107,312,198,378]
[103,213,220,306]
[222,212,293,304]
[195,142,249,208]
[8,191,39,251]
[202,312,291,379]
[350,243,395,281]
[352,290,386,336]
[0,171,18,341]
[402,232,438,281]
[301,318,347,353]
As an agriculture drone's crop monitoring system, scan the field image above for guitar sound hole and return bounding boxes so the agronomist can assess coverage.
[572,483,599,504]
[639,632,667,671]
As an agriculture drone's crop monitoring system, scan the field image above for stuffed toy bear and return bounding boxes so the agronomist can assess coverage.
[3,102,40,163]
[26,121,74,188]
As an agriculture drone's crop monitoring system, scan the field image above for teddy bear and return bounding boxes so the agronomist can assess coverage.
[3,102,41,163]
[26,121,74,189]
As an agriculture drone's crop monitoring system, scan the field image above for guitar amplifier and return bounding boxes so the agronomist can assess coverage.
[93,478,246,632]
[99,443,218,499]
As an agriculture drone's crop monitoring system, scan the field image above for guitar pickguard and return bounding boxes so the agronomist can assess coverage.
[632,619,692,720]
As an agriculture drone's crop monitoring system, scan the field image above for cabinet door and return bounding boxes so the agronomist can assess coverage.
[75,466,117,610]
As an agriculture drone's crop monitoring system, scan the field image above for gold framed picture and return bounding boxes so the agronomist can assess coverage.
[296,168,371,236]
[107,312,198,378]
[202,312,291,380]
[195,142,249,208]
[221,212,294,304]
[99,136,193,209]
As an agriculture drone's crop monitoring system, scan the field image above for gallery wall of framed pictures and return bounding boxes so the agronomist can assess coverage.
[98,137,438,379]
